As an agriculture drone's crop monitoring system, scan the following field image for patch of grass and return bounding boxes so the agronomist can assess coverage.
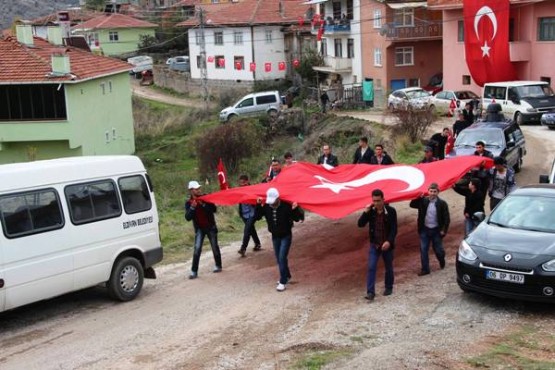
[465,324,555,369]
[150,84,190,99]
[293,349,352,370]
[393,135,425,164]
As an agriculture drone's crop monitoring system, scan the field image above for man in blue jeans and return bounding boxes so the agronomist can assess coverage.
[237,174,261,257]
[357,189,398,301]
[410,183,450,276]
[185,180,222,279]
[256,188,304,292]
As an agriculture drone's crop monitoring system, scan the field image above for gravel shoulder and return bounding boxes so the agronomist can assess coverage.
[1,117,554,369]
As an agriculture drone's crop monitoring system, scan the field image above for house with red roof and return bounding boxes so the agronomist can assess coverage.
[71,13,158,57]
[176,0,312,82]
[0,25,135,164]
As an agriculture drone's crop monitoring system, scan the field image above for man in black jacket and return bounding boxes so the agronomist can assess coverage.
[453,178,484,236]
[237,175,261,257]
[256,188,304,292]
[358,189,398,301]
[369,144,394,165]
[185,180,222,279]
[353,137,374,164]
[409,183,450,276]
[316,144,339,167]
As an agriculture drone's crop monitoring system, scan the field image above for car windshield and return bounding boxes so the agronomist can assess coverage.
[455,129,503,147]
[406,90,429,99]
[515,85,555,98]
[455,91,479,100]
[489,195,555,233]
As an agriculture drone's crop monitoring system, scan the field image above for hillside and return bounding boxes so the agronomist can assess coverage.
[1,0,80,30]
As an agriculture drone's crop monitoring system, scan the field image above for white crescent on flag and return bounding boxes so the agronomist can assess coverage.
[474,6,498,40]
[310,166,425,194]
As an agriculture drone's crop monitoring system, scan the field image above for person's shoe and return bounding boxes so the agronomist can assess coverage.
[238,249,246,257]
[276,283,286,292]
[383,289,393,296]
[364,293,375,301]
[253,245,262,251]
[417,270,430,276]
[188,272,198,279]
[440,258,446,269]
[213,266,222,273]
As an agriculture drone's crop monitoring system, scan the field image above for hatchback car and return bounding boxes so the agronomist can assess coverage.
[457,185,555,302]
[541,112,555,130]
[430,90,480,116]
[387,87,432,111]
[447,121,526,173]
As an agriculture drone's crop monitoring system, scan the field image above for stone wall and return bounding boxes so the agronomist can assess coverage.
[153,66,255,99]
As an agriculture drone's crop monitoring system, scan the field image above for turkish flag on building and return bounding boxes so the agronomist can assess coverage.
[207,56,214,63]
[264,62,272,72]
[202,157,493,219]
[217,158,229,190]
[463,0,516,86]
[317,26,324,41]
[235,61,242,70]
[249,62,256,72]
[293,59,300,68]
[217,58,225,68]
[278,61,286,71]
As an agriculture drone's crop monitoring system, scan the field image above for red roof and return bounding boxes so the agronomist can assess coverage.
[0,36,131,83]
[30,9,102,26]
[72,13,158,31]
[177,0,308,27]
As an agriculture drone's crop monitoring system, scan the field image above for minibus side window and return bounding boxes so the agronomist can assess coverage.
[118,175,152,214]
[0,189,64,238]
[65,180,122,224]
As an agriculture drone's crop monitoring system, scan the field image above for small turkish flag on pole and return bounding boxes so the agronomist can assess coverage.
[317,26,324,41]
[265,62,272,72]
[217,158,229,190]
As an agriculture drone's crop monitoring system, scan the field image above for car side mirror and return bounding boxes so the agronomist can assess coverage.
[511,97,520,104]
[472,212,486,222]
[506,141,515,148]
[539,175,550,183]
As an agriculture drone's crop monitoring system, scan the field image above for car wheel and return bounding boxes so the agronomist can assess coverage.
[388,103,395,112]
[107,256,144,302]
[268,109,278,118]
[514,112,524,125]
[428,104,435,112]
[227,114,237,123]
[548,126,555,131]
[514,153,523,173]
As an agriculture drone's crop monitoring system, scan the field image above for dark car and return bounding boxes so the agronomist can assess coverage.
[447,120,526,172]
[541,112,555,130]
[456,185,555,302]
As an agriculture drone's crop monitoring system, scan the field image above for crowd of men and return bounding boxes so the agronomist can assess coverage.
[184,117,518,298]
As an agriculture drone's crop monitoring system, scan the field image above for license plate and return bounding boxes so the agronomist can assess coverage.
[486,270,525,284]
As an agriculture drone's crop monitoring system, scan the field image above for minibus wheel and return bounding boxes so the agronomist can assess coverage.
[108,256,144,301]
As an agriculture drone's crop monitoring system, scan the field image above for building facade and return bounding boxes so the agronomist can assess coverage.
[428,0,555,94]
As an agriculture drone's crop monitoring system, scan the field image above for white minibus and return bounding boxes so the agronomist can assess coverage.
[0,156,162,312]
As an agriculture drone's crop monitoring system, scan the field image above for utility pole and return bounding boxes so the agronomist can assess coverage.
[198,7,209,111]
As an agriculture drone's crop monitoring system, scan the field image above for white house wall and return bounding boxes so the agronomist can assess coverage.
[188,25,287,81]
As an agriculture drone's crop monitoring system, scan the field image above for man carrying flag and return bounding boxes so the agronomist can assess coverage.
[237,174,262,257]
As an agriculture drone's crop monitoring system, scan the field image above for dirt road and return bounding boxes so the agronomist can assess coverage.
[1,120,554,369]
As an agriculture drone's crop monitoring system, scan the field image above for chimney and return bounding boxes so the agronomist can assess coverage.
[16,25,34,46]
[47,27,64,46]
[51,52,71,75]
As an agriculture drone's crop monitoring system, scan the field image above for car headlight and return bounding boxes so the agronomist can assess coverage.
[542,259,555,272]
[526,107,538,113]
[458,240,477,261]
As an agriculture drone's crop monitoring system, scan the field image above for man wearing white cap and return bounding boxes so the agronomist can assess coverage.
[185,180,222,279]
[256,188,304,292]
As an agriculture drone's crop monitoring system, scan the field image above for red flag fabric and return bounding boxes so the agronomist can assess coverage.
[217,58,225,68]
[217,158,229,190]
[264,62,272,72]
[317,26,324,41]
[202,157,493,219]
[278,61,286,71]
[249,62,256,72]
[463,0,515,87]
[207,56,214,63]
[293,59,300,68]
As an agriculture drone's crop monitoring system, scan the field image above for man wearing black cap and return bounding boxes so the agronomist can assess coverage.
[488,156,516,211]
[419,146,438,163]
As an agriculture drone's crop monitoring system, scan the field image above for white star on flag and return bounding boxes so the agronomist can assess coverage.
[481,41,491,57]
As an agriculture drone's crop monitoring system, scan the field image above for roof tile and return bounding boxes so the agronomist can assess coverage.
[72,13,158,31]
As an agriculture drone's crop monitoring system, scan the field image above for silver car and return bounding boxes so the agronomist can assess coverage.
[387,87,432,111]
[430,90,480,115]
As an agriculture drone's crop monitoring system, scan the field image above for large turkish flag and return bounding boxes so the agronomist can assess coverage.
[201,157,492,219]
[463,0,515,87]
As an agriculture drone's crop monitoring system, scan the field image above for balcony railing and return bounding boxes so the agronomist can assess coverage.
[312,20,352,35]
[323,56,352,71]
[385,22,442,40]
